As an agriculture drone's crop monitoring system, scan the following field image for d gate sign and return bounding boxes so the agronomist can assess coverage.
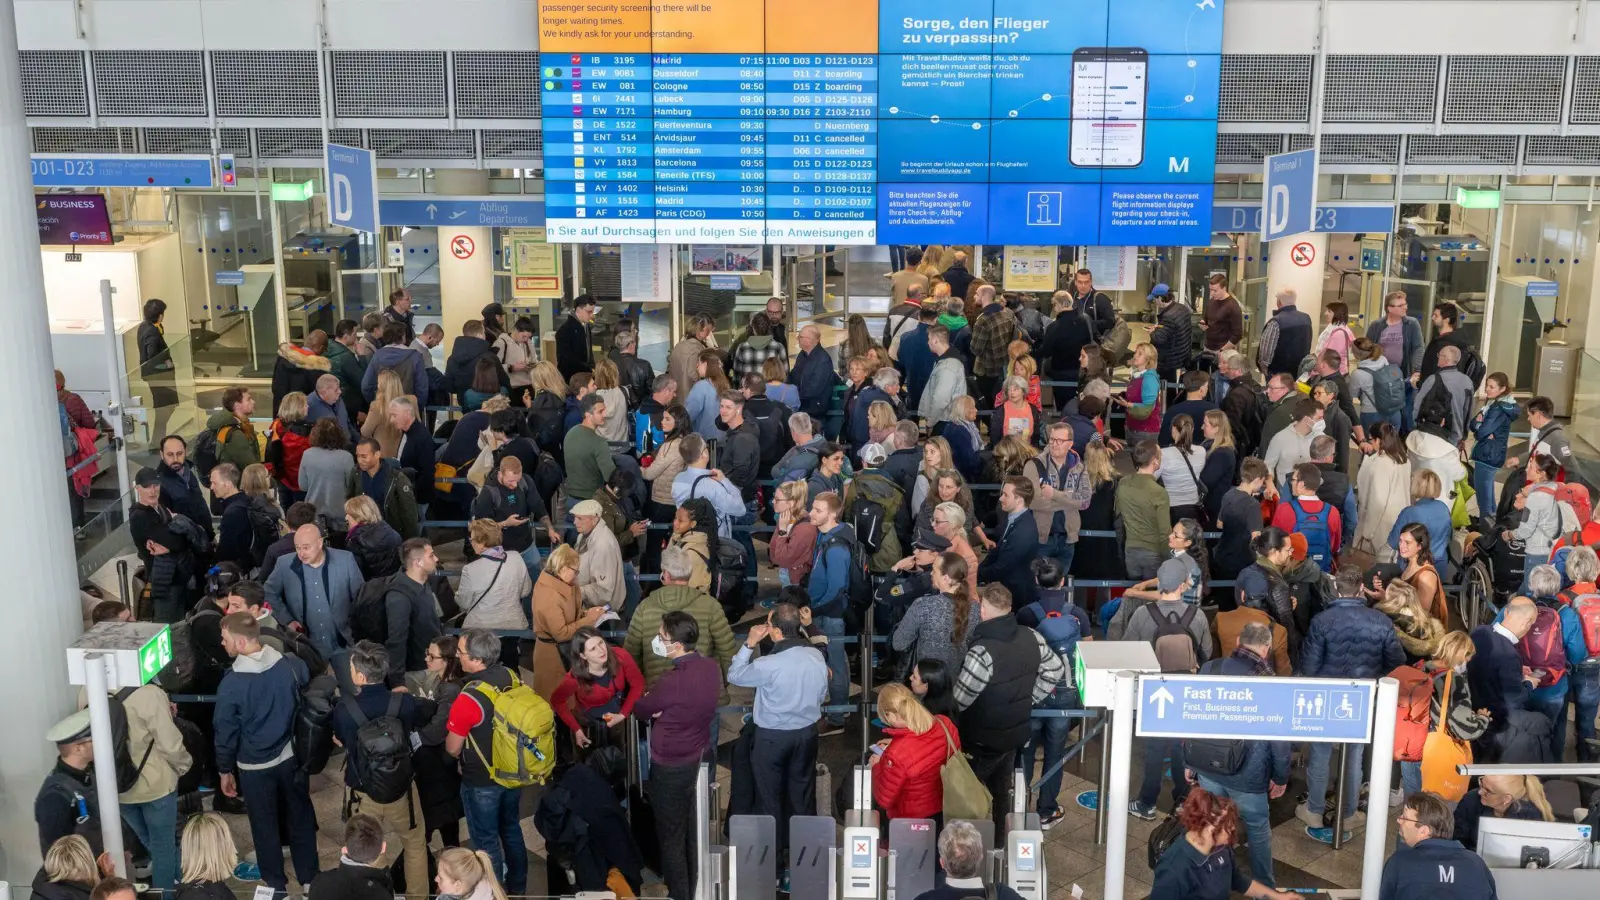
[1137,674,1375,743]
[326,143,379,234]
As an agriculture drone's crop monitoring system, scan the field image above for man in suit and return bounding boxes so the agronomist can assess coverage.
[977,476,1041,609]
[1467,601,1539,762]
[387,396,435,508]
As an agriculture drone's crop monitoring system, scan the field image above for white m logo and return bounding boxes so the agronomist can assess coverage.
[1439,864,1455,883]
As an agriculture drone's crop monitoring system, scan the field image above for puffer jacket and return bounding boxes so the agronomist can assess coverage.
[271,342,332,413]
[642,436,687,505]
[347,521,403,579]
[1150,301,1195,371]
[1236,559,1301,665]
[1301,597,1406,678]
[873,714,960,820]
[265,419,312,490]
[1406,425,1467,490]
[622,583,738,686]
[1193,655,1289,793]
[1470,397,1520,467]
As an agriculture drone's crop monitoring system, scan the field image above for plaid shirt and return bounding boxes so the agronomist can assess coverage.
[733,339,788,384]
[970,307,1018,377]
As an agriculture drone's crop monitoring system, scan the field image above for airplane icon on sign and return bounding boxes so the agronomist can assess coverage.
[1196,0,1215,8]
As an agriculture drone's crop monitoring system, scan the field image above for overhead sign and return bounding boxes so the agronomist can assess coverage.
[1137,674,1376,743]
[270,180,316,202]
[1262,148,1317,241]
[709,274,743,291]
[325,143,379,234]
[138,627,173,685]
[378,196,547,228]
[36,194,113,245]
[1212,202,1395,235]
[449,234,476,259]
[31,154,214,188]
[1290,241,1317,267]
[66,621,174,689]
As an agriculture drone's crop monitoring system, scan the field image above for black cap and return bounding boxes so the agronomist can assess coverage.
[134,467,161,488]
[912,529,951,552]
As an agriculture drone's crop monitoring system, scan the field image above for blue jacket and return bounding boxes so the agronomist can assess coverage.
[306,392,356,443]
[1470,397,1520,467]
[360,345,428,403]
[1301,597,1405,678]
[1388,499,1453,566]
[898,325,935,409]
[1195,656,1289,793]
[810,523,856,617]
[213,645,309,774]
[934,421,984,481]
[1379,838,1496,900]
[788,346,837,419]
[848,385,895,449]
[265,548,366,660]
[1468,625,1530,737]
[1492,598,1586,699]
[686,379,723,440]
[977,511,1040,610]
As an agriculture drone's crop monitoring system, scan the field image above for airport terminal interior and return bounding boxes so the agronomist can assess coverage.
[12,0,1600,898]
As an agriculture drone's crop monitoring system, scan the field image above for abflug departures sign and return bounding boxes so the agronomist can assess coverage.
[536,0,1222,246]
[36,194,114,246]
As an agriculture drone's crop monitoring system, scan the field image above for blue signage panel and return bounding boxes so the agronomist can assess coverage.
[378,196,547,228]
[1262,148,1316,241]
[32,154,214,188]
[1137,674,1375,743]
[1527,280,1559,297]
[1212,203,1396,235]
[709,274,743,291]
[214,270,246,286]
[325,143,378,234]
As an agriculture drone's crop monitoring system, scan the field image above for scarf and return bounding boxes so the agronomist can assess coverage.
[1232,645,1275,676]
[954,418,982,449]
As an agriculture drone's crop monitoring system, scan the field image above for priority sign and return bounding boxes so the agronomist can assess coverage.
[1137,674,1375,743]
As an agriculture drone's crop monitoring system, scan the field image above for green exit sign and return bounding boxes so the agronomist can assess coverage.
[137,626,172,685]
[1455,187,1501,209]
[271,180,316,202]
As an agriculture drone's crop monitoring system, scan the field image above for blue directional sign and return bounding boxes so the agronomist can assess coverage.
[1137,675,1375,743]
[378,196,546,228]
[1212,202,1395,236]
[31,154,214,188]
[1262,148,1317,241]
[325,143,378,234]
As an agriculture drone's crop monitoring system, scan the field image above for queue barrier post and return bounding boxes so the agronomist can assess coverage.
[1099,670,1139,900]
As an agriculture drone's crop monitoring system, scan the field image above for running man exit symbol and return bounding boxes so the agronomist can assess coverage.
[1027,191,1062,226]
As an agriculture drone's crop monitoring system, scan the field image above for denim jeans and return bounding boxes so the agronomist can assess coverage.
[1306,741,1364,817]
[735,501,759,579]
[461,783,529,895]
[1196,775,1276,888]
[815,615,850,724]
[1401,760,1423,798]
[1528,682,1569,762]
[1136,737,1187,810]
[623,561,642,618]
[1573,664,1600,761]
[1360,411,1402,435]
[1023,714,1076,816]
[519,543,543,574]
[1471,460,1500,521]
[1402,382,1416,433]
[122,792,180,893]
[1044,534,1077,580]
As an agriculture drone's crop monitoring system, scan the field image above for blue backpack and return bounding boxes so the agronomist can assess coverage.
[1289,497,1334,573]
[1025,595,1083,709]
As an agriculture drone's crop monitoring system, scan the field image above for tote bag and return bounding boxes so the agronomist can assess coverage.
[1420,670,1472,802]
[939,720,992,821]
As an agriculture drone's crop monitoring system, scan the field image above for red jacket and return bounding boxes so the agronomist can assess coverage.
[1270,496,1342,555]
[266,420,311,491]
[873,714,959,821]
[550,646,646,732]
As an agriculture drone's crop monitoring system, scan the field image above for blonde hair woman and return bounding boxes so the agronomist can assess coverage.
[1400,630,1491,799]
[944,394,983,478]
[435,847,509,900]
[1119,342,1163,443]
[866,400,898,454]
[769,479,818,587]
[870,682,960,822]
[267,390,313,494]
[241,462,276,500]
[1375,579,1443,660]
[532,543,604,700]
[591,357,630,443]
[178,813,238,898]
[361,368,415,457]
[344,493,401,579]
[41,835,98,892]
[912,436,955,516]
[932,501,979,596]
[530,361,569,399]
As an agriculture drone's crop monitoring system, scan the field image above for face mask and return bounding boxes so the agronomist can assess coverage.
[1311,419,1327,436]
[1454,663,1468,675]
[650,635,671,658]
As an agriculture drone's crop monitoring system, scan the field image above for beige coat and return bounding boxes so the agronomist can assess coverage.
[667,529,714,593]
[668,336,710,400]
[361,392,417,457]
[80,683,191,804]
[1355,453,1413,562]
[532,570,588,700]
[642,437,688,505]
[577,523,625,609]
[493,333,536,388]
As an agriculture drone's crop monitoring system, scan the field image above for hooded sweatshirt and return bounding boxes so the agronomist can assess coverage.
[213,644,309,774]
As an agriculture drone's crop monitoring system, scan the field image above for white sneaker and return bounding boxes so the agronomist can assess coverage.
[1390,788,1405,808]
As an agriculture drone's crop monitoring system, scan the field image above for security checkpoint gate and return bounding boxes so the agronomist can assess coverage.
[728,815,777,900]
[789,816,837,899]
[887,819,938,900]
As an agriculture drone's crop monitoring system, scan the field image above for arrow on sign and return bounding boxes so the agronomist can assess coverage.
[1150,686,1176,718]
[425,203,438,220]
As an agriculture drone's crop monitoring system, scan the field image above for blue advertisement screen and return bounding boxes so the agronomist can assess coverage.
[537,0,1221,245]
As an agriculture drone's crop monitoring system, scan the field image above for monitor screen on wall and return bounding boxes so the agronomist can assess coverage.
[36,193,114,246]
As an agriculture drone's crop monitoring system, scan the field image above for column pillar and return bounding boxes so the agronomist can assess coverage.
[433,169,493,339]
[0,0,104,879]
[1266,232,1329,325]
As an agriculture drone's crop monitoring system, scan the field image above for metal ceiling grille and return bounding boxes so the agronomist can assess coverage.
[1286,134,1313,152]
[1524,135,1600,166]
[454,52,541,118]
[1219,55,1312,122]
[1216,133,1285,166]
[1405,134,1519,165]
[368,129,476,159]
[212,51,321,118]
[91,51,207,117]
[140,127,251,155]
[1319,134,1401,165]
[254,127,363,159]
[1323,55,1438,123]
[1444,55,1565,124]
[32,127,137,153]
[1572,57,1600,124]
[331,51,447,118]
[19,50,88,117]
[482,130,543,158]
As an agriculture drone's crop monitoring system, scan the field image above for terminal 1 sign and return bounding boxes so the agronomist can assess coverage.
[536,0,1223,246]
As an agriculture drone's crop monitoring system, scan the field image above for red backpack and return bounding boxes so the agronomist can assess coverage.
[1531,483,1593,532]
[1390,663,1433,762]
[1571,593,1600,661]
[1519,603,1569,688]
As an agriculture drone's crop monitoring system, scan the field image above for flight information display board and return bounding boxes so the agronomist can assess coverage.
[537,0,1221,245]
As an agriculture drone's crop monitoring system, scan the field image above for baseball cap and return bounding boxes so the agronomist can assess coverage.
[860,444,889,468]
[570,499,602,517]
[1157,558,1192,594]
[134,467,161,488]
[912,530,951,552]
[1148,283,1171,301]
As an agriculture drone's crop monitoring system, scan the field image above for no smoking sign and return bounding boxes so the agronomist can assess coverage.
[450,235,476,260]
[1290,241,1316,267]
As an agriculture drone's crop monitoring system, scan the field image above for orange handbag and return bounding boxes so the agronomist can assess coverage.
[1420,670,1472,802]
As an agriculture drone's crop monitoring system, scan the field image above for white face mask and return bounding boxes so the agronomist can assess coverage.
[1311,419,1327,436]
[651,635,671,658]
[1454,663,1468,675]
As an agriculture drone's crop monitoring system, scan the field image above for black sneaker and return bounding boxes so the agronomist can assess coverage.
[1040,809,1067,830]
[1128,801,1157,821]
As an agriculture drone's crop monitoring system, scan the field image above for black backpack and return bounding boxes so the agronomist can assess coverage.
[531,452,565,521]
[746,397,794,471]
[294,673,338,775]
[1184,662,1247,776]
[1459,346,1487,389]
[350,575,396,645]
[822,531,873,627]
[264,623,329,676]
[108,687,155,793]
[844,491,888,556]
[155,607,223,694]
[344,694,414,803]
[192,427,226,480]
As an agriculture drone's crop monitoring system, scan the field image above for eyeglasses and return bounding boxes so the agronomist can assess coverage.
[1049,437,1071,444]
[1395,815,1419,826]
[425,653,443,662]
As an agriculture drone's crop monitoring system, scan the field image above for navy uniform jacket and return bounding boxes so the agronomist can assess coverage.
[1379,838,1496,900]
